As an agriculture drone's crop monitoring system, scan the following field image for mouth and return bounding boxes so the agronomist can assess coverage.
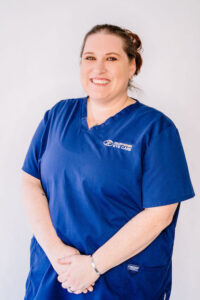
[90,78,110,86]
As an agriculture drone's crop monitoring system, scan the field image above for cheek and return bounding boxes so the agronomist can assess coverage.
[112,64,128,77]
[112,69,129,85]
[120,65,129,76]
[80,66,90,79]
[80,69,88,84]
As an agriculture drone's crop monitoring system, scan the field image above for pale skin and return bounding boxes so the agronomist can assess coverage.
[21,32,179,294]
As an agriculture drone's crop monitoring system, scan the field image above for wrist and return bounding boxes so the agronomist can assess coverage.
[90,254,102,276]
[91,251,107,275]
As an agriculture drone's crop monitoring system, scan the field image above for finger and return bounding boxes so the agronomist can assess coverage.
[71,288,86,295]
[61,281,70,289]
[87,286,94,292]
[57,273,69,283]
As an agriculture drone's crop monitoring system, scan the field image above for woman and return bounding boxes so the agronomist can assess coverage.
[21,24,195,299]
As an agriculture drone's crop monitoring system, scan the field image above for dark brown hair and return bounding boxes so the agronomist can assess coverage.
[80,24,143,90]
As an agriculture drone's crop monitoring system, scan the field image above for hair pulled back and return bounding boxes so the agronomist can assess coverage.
[80,24,143,90]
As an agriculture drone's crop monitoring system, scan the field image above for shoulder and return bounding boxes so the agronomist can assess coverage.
[137,101,178,147]
[49,97,82,113]
[138,101,177,131]
[47,97,83,119]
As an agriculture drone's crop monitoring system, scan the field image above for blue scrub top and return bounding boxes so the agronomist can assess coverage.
[22,96,195,300]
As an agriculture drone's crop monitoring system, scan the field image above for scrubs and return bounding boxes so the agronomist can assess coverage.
[22,96,195,300]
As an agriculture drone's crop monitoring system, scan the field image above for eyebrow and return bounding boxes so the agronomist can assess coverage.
[83,52,120,57]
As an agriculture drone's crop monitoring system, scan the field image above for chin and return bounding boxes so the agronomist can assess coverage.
[88,92,111,100]
[86,87,116,98]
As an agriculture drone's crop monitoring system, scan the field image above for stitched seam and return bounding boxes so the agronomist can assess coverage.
[25,238,37,297]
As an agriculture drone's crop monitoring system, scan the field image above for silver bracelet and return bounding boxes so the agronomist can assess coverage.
[90,255,101,276]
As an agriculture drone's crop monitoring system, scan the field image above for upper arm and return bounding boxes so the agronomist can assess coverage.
[21,170,46,200]
[21,170,42,186]
[144,202,179,226]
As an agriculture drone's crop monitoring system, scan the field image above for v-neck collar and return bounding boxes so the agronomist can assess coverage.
[81,95,142,132]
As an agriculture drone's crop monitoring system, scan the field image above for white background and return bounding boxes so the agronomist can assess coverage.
[0,0,199,299]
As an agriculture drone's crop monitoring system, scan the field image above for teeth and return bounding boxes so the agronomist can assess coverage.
[92,79,109,84]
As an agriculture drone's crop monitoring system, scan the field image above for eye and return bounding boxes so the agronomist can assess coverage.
[85,56,94,60]
[84,56,117,61]
[107,57,117,61]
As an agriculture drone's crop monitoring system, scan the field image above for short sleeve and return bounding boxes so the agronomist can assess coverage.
[21,109,50,180]
[142,124,195,208]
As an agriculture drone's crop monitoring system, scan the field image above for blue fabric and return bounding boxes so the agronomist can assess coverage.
[22,96,195,299]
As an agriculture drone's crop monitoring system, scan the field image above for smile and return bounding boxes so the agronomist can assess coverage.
[90,79,110,86]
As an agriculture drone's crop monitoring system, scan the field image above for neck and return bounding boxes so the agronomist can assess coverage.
[87,95,131,122]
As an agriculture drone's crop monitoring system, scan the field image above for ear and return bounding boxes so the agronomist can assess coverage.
[129,58,136,78]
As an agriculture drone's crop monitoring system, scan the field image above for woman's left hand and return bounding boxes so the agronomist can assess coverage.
[57,254,100,294]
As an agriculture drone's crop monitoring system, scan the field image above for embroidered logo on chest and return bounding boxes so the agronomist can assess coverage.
[103,139,133,151]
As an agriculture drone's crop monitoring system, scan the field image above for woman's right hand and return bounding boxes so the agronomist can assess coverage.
[47,241,95,294]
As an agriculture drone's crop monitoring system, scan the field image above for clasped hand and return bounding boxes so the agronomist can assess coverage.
[56,253,100,295]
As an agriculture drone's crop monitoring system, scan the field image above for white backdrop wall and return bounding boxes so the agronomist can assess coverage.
[0,1,199,299]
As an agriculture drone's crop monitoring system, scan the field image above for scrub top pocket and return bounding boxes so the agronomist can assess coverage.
[102,262,126,298]
[122,259,172,300]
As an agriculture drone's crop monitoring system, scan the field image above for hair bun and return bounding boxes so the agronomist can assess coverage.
[124,29,142,51]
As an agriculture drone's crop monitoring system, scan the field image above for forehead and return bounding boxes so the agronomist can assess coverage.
[83,33,125,56]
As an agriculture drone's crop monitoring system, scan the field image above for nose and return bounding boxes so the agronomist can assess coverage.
[93,59,107,73]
